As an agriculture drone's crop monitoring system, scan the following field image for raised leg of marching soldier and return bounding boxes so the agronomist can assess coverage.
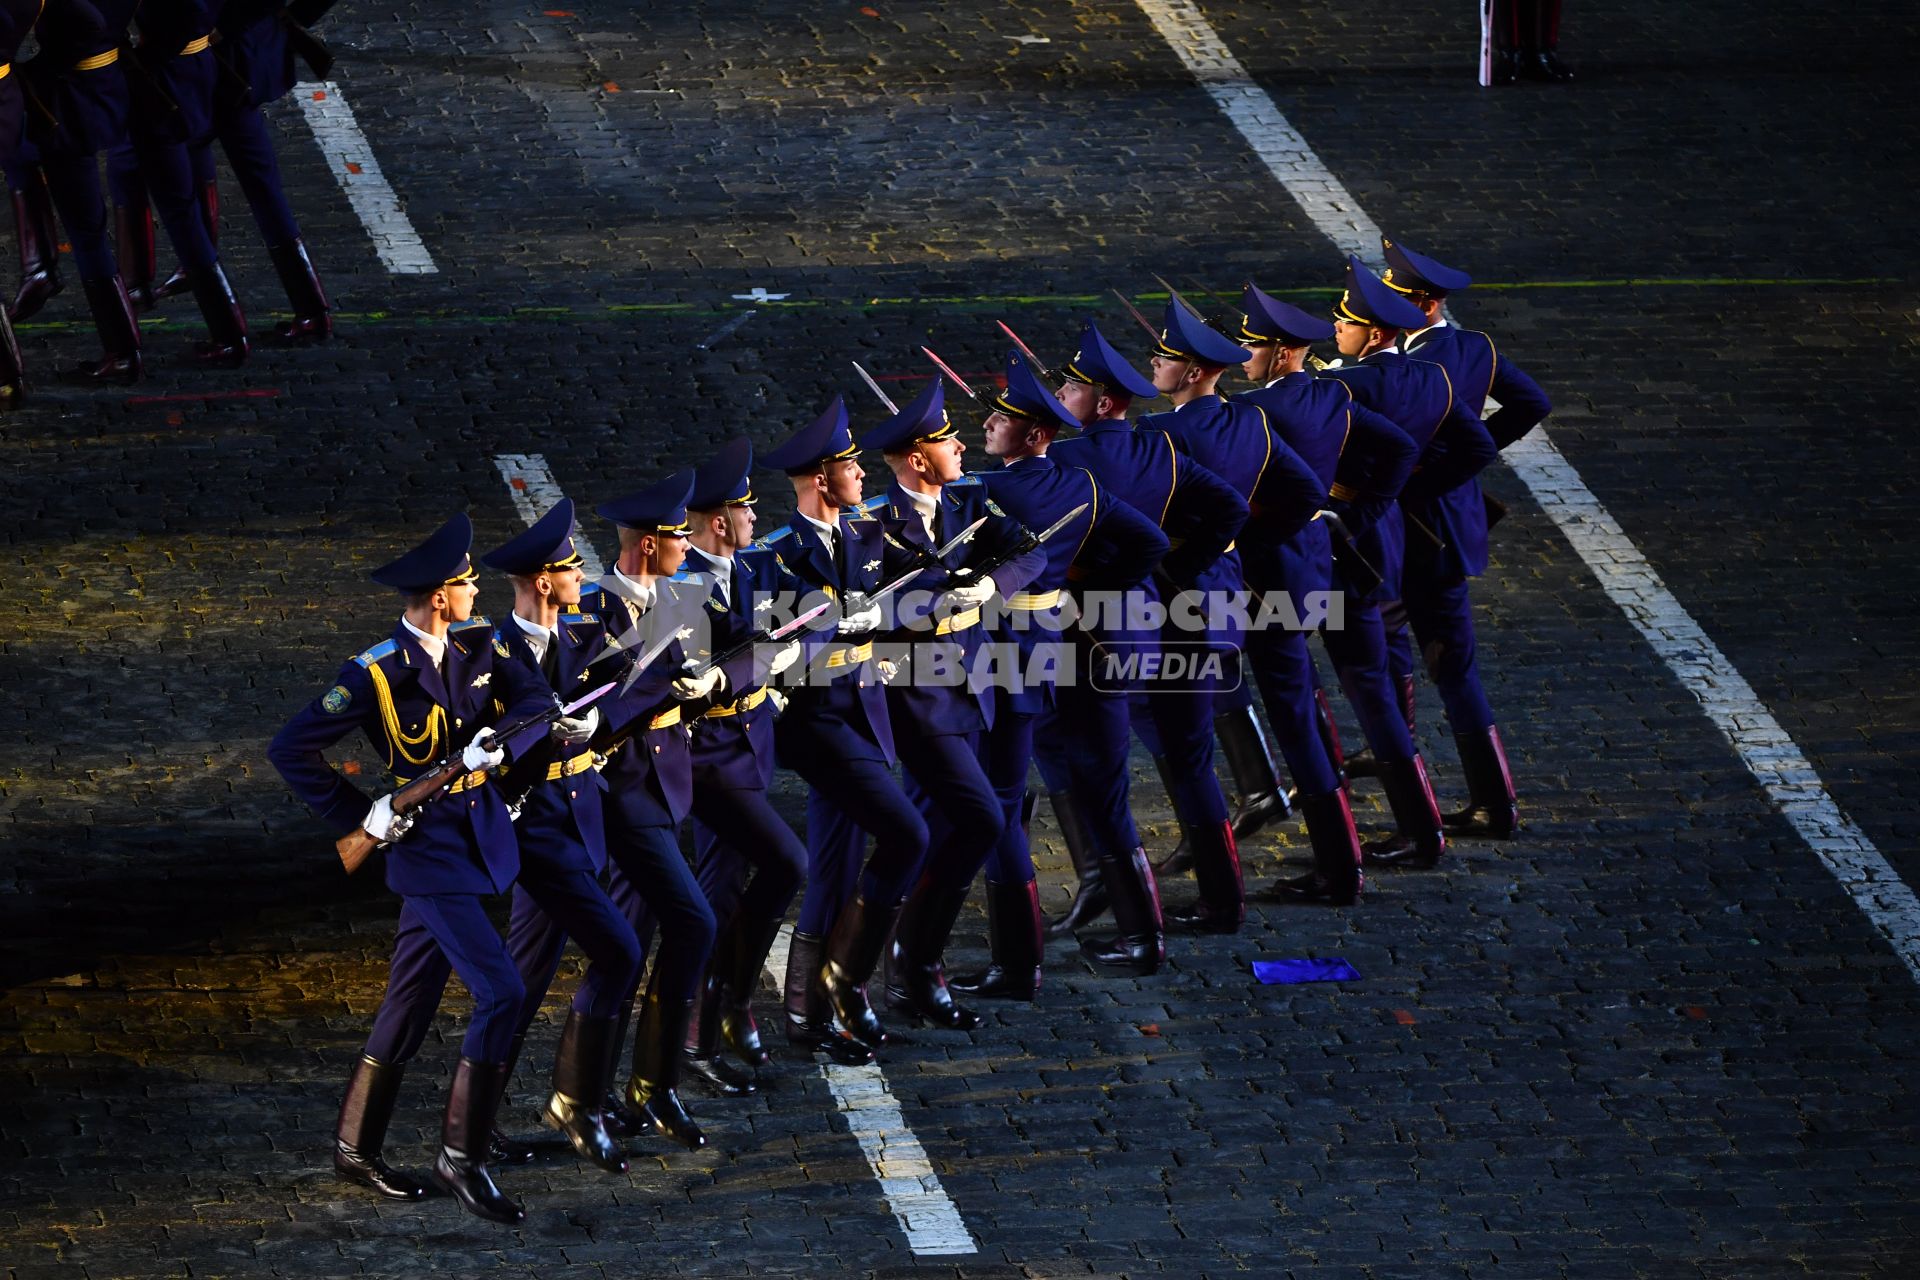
[105,143,157,311]
[153,140,216,301]
[1210,661,1293,838]
[1032,717,1107,936]
[1403,573,1519,840]
[1133,655,1246,934]
[780,789,878,1063]
[1319,600,1448,874]
[212,102,331,342]
[949,705,1051,994]
[1344,598,1415,781]
[5,164,60,322]
[38,151,142,383]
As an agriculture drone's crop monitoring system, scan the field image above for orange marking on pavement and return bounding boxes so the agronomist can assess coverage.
[1684,1005,1707,1020]
[544,9,575,15]
[165,412,184,426]
[861,5,879,14]
[510,478,528,490]
[311,90,326,100]
[1393,1009,1416,1025]
[603,82,621,93]
[1138,1022,1160,1036]
[345,161,363,175]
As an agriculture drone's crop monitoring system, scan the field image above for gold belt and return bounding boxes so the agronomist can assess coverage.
[650,705,683,729]
[544,752,598,782]
[1328,481,1357,502]
[448,770,489,794]
[180,35,212,56]
[824,640,873,669]
[0,64,11,82]
[702,686,769,719]
[933,606,980,635]
[1007,589,1060,610]
[74,49,120,71]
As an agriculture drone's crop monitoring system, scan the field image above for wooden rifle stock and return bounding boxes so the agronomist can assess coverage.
[333,760,468,874]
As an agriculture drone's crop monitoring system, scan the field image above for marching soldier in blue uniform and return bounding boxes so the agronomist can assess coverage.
[759,398,928,1060]
[678,438,808,1093]
[1132,302,1328,926]
[1231,284,1412,904]
[1303,258,1497,883]
[475,500,646,1177]
[5,0,143,380]
[1043,320,1262,931]
[209,0,332,340]
[574,473,725,1150]
[267,514,556,1224]
[966,350,1171,979]
[849,378,1044,1028]
[1379,237,1552,840]
[0,0,39,402]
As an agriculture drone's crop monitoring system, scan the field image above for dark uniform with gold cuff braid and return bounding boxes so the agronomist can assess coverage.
[840,377,1044,1029]
[573,471,720,1152]
[1381,237,1551,841]
[759,398,930,1063]
[679,438,807,1094]
[477,498,645,1178]
[268,513,553,1225]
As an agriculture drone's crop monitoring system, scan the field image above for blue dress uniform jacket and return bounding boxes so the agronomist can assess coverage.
[868,475,1045,735]
[576,577,698,829]
[0,0,38,159]
[1400,323,1552,579]
[214,0,300,108]
[494,614,614,875]
[976,455,1169,715]
[759,509,897,763]
[129,0,219,146]
[268,618,554,897]
[23,0,133,157]
[681,543,788,792]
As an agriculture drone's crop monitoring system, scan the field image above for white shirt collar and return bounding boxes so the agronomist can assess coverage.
[797,510,838,544]
[898,486,939,538]
[1402,319,1447,350]
[400,617,446,670]
[610,567,655,613]
[511,610,554,659]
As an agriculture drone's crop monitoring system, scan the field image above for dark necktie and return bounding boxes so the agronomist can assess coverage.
[540,636,559,685]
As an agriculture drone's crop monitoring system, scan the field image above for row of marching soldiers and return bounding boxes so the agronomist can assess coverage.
[269,241,1550,1223]
[0,0,336,403]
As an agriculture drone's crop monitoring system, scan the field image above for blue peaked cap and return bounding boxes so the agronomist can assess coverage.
[596,471,694,533]
[987,349,1080,431]
[370,512,477,593]
[688,437,757,509]
[480,498,585,575]
[1333,256,1428,330]
[859,378,959,453]
[1151,298,1252,367]
[1061,320,1158,399]
[761,396,858,472]
[1382,237,1473,297]
[1237,281,1335,346]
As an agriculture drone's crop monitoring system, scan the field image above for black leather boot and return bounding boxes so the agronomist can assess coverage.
[1166,820,1245,934]
[115,204,157,311]
[886,873,982,1028]
[950,877,1044,1001]
[68,276,142,384]
[333,1053,427,1200]
[1043,789,1108,937]
[683,970,757,1096]
[432,1058,524,1223]
[718,910,784,1068]
[186,262,249,367]
[0,309,26,408]
[545,1010,628,1171]
[818,895,903,1049]
[1267,789,1364,906]
[9,181,61,322]
[489,1031,536,1165]
[1443,725,1519,839]
[782,930,873,1064]
[598,1003,649,1138]
[1078,848,1166,975]
[1148,754,1197,877]
[1216,704,1291,839]
[1363,756,1448,868]
[624,992,706,1150]
[156,178,217,300]
[1518,0,1574,81]
[1490,0,1520,84]
[268,237,332,342]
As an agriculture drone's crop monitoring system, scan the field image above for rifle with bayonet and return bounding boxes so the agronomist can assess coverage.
[334,681,616,875]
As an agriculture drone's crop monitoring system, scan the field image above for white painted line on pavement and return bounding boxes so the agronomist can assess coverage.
[1136,0,1920,983]
[493,454,608,578]
[294,81,438,275]
[763,927,978,1256]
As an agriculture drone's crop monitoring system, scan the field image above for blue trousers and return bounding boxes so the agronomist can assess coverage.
[981,708,1038,884]
[364,893,525,1065]
[211,105,300,248]
[6,149,115,280]
[1322,599,1418,761]
[1129,651,1230,830]
[503,859,644,1035]
[782,713,929,935]
[689,783,807,931]
[1395,575,1496,734]
[1244,615,1343,797]
[120,137,218,273]
[899,727,1007,892]
[603,820,717,1007]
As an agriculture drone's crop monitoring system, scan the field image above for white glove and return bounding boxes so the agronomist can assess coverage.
[462,726,505,772]
[876,658,900,685]
[672,665,727,701]
[550,706,600,747]
[765,640,802,677]
[838,600,883,636]
[941,574,997,610]
[767,688,790,715]
[361,793,403,842]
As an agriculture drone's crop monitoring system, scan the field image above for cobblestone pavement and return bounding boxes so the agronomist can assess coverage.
[2,1,1918,1276]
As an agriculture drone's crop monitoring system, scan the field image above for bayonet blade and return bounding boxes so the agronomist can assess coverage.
[920,346,978,400]
[994,321,1057,383]
[1109,287,1159,340]
[935,515,988,560]
[1035,501,1089,544]
[851,361,900,414]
